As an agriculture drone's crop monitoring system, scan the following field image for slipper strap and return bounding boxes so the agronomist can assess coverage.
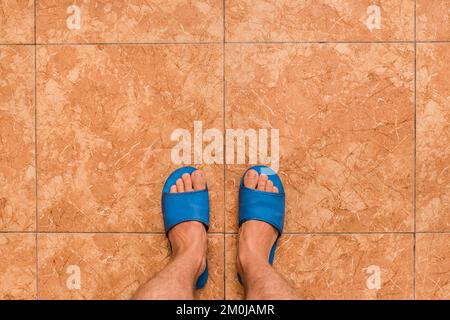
[162,190,210,232]
[239,187,285,234]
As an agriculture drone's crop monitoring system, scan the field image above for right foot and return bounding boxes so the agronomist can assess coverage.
[237,169,279,277]
[167,169,208,280]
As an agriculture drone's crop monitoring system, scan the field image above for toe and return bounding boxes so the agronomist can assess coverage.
[176,178,185,192]
[170,185,177,193]
[257,174,268,191]
[265,180,274,192]
[273,186,279,193]
[244,169,258,189]
[182,173,193,191]
[191,169,206,190]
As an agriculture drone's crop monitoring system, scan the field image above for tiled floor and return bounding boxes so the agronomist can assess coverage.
[0,0,449,300]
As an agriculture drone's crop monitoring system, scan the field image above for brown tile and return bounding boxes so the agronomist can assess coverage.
[225,44,414,232]
[38,233,224,299]
[37,44,223,232]
[417,44,450,232]
[225,235,242,299]
[0,234,36,299]
[0,0,34,44]
[416,234,450,299]
[226,234,413,300]
[225,0,414,42]
[417,0,450,41]
[0,45,35,231]
[37,0,223,44]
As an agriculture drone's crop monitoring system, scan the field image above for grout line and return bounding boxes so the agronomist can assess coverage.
[33,0,39,301]
[415,40,450,43]
[221,40,450,45]
[0,43,37,46]
[35,41,223,46]
[0,40,450,46]
[226,40,450,44]
[0,231,225,235]
[413,0,417,301]
[226,40,417,44]
[0,231,424,235]
[3,230,450,235]
[1,40,450,47]
[222,0,227,301]
[281,232,415,236]
[416,231,450,234]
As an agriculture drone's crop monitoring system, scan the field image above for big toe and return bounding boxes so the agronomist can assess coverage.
[191,169,206,190]
[244,169,258,189]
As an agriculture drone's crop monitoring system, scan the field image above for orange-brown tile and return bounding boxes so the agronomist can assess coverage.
[0,45,35,231]
[417,44,450,232]
[225,44,414,232]
[0,234,36,299]
[37,0,223,44]
[226,234,413,299]
[38,233,223,299]
[225,0,414,42]
[0,0,34,44]
[416,233,450,299]
[37,44,223,232]
[417,0,450,41]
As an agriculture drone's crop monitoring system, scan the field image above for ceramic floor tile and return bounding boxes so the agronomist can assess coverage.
[417,44,450,232]
[0,234,36,299]
[38,233,224,299]
[226,234,413,300]
[417,0,450,41]
[0,0,34,44]
[416,233,450,299]
[225,44,414,232]
[225,0,414,42]
[0,45,35,231]
[36,0,223,44]
[37,44,223,232]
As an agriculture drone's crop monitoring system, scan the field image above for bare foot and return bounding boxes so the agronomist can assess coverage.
[237,169,279,277]
[168,169,208,279]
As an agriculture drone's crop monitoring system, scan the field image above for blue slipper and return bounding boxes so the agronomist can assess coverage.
[161,166,210,289]
[238,165,285,282]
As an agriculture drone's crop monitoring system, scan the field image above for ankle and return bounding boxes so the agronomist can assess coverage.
[238,221,277,259]
[169,221,208,277]
[237,237,269,276]
[175,247,207,279]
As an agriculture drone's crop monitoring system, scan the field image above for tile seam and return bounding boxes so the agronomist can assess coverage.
[222,0,227,301]
[2,41,450,46]
[1,231,434,235]
[413,0,418,301]
[33,0,39,301]
[6,230,450,234]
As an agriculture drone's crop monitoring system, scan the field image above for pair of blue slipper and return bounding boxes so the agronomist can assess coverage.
[161,165,285,289]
